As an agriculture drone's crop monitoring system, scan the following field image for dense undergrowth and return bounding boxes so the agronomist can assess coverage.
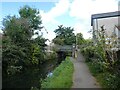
[41,57,74,89]
[87,62,120,88]
[80,26,120,88]
[81,45,120,88]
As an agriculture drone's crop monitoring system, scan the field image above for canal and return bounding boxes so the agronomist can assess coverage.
[2,59,58,90]
[2,51,71,90]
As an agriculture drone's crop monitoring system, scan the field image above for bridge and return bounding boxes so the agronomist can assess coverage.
[52,44,74,52]
[45,44,76,63]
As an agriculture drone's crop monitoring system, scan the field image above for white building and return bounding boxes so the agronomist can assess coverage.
[91,11,120,50]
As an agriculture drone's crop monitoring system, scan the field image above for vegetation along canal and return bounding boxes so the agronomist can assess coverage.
[2,51,68,90]
[1,5,72,90]
[3,59,57,89]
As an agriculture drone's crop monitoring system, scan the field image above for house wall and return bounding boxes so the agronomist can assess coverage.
[92,16,120,49]
[93,16,120,37]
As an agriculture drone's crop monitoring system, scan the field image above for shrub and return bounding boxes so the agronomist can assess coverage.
[80,26,120,88]
[81,46,100,62]
[96,72,120,88]
[87,61,103,76]
[87,61,120,88]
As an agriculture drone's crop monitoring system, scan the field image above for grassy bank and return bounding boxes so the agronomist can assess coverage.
[87,62,120,88]
[41,57,74,89]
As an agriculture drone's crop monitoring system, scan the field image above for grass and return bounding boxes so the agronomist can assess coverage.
[87,61,120,89]
[41,57,74,89]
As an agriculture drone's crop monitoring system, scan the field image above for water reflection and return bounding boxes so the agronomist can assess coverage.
[2,60,57,90]
[47,72,53,77]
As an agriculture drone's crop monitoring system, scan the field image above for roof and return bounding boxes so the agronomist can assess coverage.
[91,11,120,26]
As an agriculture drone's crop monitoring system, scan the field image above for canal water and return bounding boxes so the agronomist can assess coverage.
[2,59,58,90]
[2,51,70,90]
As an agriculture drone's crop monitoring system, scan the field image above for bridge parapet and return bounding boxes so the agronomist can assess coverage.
[53,44,73,52]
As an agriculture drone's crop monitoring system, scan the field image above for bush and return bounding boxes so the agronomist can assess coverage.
[80,26,120,88]
[96,72,120,88]
[87,61,103,76]
[81,46,98,62]
[87,60,120,88]
[45,52,57,61]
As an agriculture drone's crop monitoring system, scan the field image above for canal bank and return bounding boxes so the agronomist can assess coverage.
[2,59,58,90]
[41,57,73,88]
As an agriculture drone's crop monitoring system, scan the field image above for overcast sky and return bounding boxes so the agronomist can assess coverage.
[0,0,119,44]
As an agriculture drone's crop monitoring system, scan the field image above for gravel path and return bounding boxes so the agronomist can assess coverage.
[70,51,101,88]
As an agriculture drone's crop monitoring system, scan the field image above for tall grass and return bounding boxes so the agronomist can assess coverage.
[41,57,74,89]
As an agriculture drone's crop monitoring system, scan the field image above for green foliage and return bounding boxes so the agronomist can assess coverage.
[2,37,26,74]
[53,25,76,45]
[99,73,120,88]
[2,5,46,75]
[94,26,119,69]
[76,33,85,45]
[19,5,43,30]
[81,26,119,70]
[81,46,96,62]
[7,66,22,75]
[31,36,47,65]
[87,62,120,88]
[45,52,57,61]
[41,57,73,88]
[87,61,104,76]
[31,44,40,65]
[80,26,120,88]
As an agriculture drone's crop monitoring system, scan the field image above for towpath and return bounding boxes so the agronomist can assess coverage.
[70,51,101,88]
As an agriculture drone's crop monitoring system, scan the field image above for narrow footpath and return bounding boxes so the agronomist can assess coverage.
[70,51,101,88]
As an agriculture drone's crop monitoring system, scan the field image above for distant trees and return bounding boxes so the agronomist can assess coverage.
[53,25,76,45]
[53,25,86,46]
[2,5,47,75]
[76,33,85,45]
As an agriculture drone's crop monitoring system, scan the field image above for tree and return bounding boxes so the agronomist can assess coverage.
[2,5,46,75]
[76,33,85,45]
[31,36,47,65]
[53,25,76,45]
[19,5,43,30]
[2,16,29,74]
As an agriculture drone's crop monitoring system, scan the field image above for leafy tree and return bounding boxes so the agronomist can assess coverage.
[2,5,46,75]
[53,25,76,45]
[76,33,85,45]
[19,5,43,30]
[31,36,47,65]
[2,16,28,74]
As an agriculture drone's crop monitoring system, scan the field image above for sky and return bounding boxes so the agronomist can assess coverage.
[0,0,119,45]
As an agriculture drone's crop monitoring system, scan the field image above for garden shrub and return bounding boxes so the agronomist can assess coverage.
[80,26,120,88]
[81,45,101,62]
[96,72,120,88]
[87,61,103,76]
